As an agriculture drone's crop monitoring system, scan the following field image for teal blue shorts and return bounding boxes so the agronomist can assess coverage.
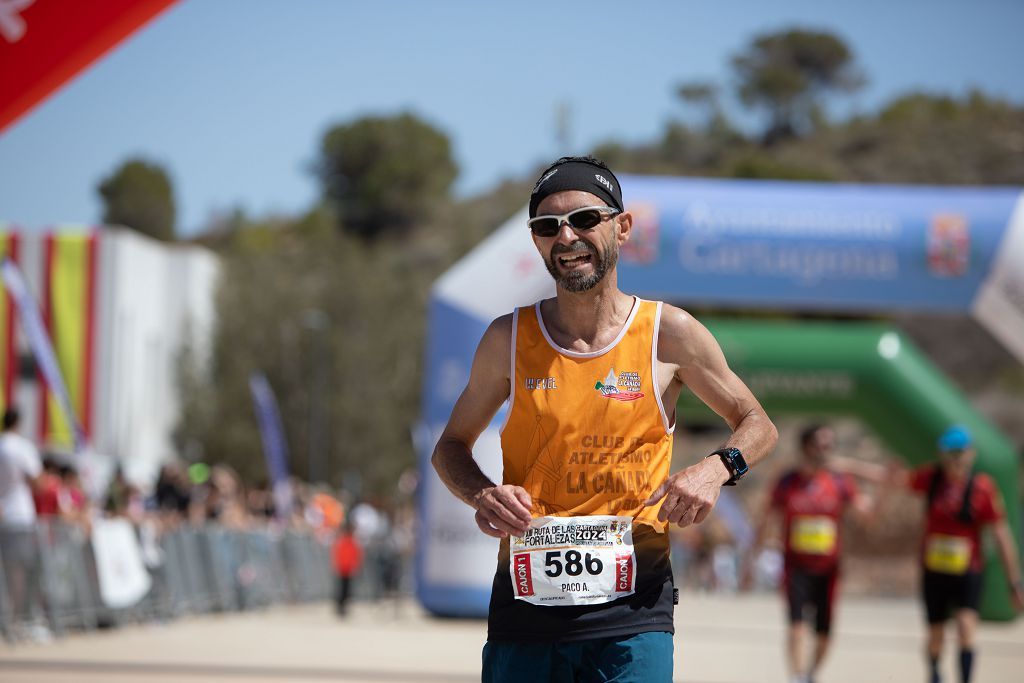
[482,631,673,683]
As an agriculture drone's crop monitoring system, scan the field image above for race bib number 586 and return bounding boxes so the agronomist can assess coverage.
[509,515,636,607]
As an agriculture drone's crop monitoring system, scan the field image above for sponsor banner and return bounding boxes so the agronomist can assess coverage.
[0,256,85,451]
[615,176,1020,313]
[43,232,96,448]
[0,0,178,132]
[248,372,292,520]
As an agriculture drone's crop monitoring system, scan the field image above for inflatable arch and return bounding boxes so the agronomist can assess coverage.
[418,176,1024,621]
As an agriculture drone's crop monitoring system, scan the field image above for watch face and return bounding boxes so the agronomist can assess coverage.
[732,449,748,474]
[721,448,747,477]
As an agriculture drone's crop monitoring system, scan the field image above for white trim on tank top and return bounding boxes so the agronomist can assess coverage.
[652,301,677,434]
[534,296,640,358]
[498,308,519,435]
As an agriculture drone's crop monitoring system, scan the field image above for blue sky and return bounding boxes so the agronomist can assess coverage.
[2,0,1022,236]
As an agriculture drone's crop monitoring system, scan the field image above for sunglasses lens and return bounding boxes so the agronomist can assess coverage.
[529,218,560,237]
[528,208,612,236]
[567,209,604,230]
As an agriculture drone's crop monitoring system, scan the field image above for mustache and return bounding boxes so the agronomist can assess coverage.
[551,242,593,257]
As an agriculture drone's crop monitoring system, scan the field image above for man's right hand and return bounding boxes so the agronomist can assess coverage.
[472,485,533,538]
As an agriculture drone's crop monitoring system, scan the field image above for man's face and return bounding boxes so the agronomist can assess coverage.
[802,427,834,464]
[532,190,621,293]
[939,447,975,478]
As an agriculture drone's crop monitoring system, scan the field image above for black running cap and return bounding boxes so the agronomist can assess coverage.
[529,159,623,218]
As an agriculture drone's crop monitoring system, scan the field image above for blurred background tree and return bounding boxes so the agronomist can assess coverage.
[97,158,176,241]
[731,27,865,144]
[314,112,458,240]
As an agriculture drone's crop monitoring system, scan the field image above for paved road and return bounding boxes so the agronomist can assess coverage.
[0,593,1021,682]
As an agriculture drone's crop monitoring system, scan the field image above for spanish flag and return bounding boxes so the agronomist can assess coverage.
[40,231,97,449]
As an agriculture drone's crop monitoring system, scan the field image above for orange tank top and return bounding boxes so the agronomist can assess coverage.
[499,297,675,531]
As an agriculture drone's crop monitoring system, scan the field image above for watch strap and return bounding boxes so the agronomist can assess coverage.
[708,447,748,486]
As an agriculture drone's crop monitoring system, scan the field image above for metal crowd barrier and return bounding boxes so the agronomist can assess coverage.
[0,518,333,643]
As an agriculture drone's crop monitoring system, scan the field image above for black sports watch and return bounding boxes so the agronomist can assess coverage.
[707,447,749,486]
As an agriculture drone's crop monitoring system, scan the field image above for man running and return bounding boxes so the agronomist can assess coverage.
[888,426,1024,683]
[742,424,872,683]
[432,156,778,682]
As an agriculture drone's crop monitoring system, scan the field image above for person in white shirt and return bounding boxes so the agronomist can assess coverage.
[0,407,44,627]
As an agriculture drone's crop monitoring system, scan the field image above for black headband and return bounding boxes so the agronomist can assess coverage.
[529,161,624,218]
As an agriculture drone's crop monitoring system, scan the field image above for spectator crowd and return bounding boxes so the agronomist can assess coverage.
[0,406,417,644]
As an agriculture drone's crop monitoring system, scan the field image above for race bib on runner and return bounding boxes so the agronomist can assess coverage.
[790,515,838,555]
[924,534,972,575]
[509,515,636,607]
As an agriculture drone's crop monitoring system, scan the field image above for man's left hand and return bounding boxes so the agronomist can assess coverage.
[644,456,730,527]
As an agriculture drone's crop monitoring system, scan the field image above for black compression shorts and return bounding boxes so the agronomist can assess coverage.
[921,569,982,624]
[784,566,838,635]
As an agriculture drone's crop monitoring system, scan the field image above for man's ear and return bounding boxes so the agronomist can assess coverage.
[616,211,633,245]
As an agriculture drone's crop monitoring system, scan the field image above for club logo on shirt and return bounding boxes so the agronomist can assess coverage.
[594,368,644,402]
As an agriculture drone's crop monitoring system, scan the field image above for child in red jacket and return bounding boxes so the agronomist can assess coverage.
[332,517,363,616]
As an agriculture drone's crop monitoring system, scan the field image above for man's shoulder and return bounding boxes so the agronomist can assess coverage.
[8,432,36,452]
[908,464,936,492]
[0,432,38,464]
[825,469,858,497]
[0,431,19,451]
[485,313,515,340]
[776,468,801,488]
[971,471,998,495]
[655,303,695,344]
[473,314,515,369]
[655,304,712,362]
[655,302,692,332]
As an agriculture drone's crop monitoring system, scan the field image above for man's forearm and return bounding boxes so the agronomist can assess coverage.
[431,436,496,509]
[994,522,1023,584]
[828,456,889,484]
[724,409,778,469]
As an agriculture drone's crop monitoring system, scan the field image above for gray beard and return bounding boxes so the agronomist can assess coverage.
[545,240,618,293]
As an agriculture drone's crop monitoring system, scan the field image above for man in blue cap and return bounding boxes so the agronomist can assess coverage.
[887,425,1024,683]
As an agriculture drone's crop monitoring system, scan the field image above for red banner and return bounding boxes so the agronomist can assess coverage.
[0,0,178,133]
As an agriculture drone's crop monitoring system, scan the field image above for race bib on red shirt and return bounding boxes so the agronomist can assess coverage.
[790,515,838,555]
[924,533,972,575]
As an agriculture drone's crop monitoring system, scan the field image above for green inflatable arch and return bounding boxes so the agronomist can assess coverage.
[676,319,1021,621]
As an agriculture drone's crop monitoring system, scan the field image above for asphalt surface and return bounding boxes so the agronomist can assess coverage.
[0,593,1021,682]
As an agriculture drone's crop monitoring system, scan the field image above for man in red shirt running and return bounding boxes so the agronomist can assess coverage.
[743,424,873,683]
[888,426,1024,683]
